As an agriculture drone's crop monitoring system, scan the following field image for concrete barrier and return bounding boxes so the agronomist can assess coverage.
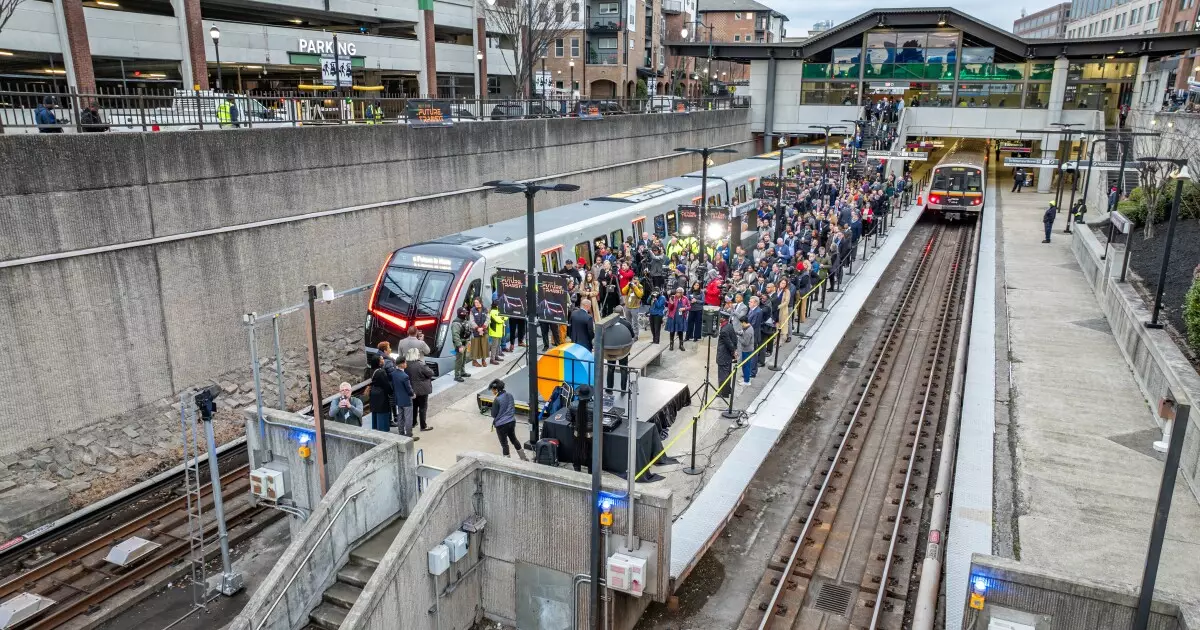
[1071,226,1200,501]
[0,110,751,456]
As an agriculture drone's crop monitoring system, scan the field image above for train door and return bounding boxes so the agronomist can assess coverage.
[540,246,563,272]
[632,216,646,240]
[574,240,592,266]
[610,229,624,251]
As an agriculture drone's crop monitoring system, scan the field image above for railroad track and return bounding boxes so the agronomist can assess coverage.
[0,463,272,630]
[739,222,976,630]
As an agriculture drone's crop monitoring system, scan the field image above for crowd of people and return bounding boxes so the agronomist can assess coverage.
[350,154,913,458]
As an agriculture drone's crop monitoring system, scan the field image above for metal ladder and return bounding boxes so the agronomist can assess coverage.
[177,391,211,611]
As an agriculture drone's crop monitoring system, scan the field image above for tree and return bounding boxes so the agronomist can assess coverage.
[483,0,579,98]
[0,0,24,34]
[1129,116,1200,239]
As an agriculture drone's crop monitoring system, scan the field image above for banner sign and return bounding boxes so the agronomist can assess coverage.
[320,54,352,86]
[1000,144,1031,154]
[866,150,929,161]
[707,206,730,225]
[405,99,454,127]
[782,178,801,200]
[758,177,779,199]
[494,268,527,317]
[676,205,700,236]
[577,101,604,120]
[536,273,570,324]
[1004,157,1059,167]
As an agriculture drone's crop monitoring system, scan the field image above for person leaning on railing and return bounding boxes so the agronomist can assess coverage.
[35,96,62,134]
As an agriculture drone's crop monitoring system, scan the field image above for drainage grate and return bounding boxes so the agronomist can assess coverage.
[811,582,854,616]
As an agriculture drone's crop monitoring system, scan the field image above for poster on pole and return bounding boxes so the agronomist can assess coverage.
[676,205,700,236]
[536,273,570,325]
[494,268,527,317]
[321,55,353,86]
[405,99,455,127]
[757,176,779,200]
[782,178,801,201]
[706,206,730,238]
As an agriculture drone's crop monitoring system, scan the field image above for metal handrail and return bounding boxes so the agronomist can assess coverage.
[253,485,368,630]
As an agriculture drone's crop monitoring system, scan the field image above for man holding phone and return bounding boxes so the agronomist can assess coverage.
[329,382,364,426]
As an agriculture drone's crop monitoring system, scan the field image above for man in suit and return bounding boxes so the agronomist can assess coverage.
[390,357,416,439]
[716,312,739,399]
[329,382,364,426]
[569,299,596,351]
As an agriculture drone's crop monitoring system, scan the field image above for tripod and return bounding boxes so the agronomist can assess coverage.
[690,318,719,406]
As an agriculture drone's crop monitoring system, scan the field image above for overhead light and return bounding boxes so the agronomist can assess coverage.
[243,65,263,69]
[95,1,120,6]
[43,68,67,74]
[0,51,13,56]
[303,67,317,71]
[144,73,166,78]
[289,18,303,24]
[937,13,947,26]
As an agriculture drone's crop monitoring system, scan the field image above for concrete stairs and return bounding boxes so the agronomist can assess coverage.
[304,518,405,630]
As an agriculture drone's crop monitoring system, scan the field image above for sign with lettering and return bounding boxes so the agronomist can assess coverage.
[706,205,729,225]
[866,150,928,161]
[676,205,700,236]
[673,100,690,114]
[1004,157,1059,167]
[299,39,357,56]
[321,55,352,86]
[495,268,527,317]
[405,99,454,127]
[578,102,603,120]
[782,178,801,200]
[1063,160,1144,170]
[757,177,779,200]
[1110,210,1132,234]
[1000,144,1031,154]
[536,274,570,325]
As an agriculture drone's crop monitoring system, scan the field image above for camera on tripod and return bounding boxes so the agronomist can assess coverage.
[194,383,223,421]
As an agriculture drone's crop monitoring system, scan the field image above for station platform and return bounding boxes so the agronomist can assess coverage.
[948,181,1200,628]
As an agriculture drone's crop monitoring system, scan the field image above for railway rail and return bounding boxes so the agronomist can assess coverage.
[738,221,976,630]
[0,462,273,630]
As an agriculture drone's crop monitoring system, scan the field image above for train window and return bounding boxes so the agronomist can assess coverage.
[666,210,678,234]
[632,217,646,239]
[735,185,747,205]
[932,167,982,193]
[540,246,563,272]
[610,229,623,248]
[415,272,453,317]
[574,241,592,266]
[593,235,608,254]
[709,194,720,206]
[653,214,666,238]
[464,279,481,309]
[376,266,424,314]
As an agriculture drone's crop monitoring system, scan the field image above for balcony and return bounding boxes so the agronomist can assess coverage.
[662,0,682,13]
[588,17,622,32]
[588,51,620,64]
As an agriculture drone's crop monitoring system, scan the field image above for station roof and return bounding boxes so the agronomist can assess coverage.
[668,7,1200,62]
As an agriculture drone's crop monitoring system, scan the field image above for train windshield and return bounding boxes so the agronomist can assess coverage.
[376,267,454,317]
[932,167,982,193]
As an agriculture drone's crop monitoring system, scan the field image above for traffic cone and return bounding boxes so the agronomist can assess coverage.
[917,195,923,206]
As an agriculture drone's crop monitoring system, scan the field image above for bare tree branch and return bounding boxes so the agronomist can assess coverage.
[483,0,580,97]
[0,0,25,34]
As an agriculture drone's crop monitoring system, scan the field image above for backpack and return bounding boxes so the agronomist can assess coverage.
[534,438,559,466]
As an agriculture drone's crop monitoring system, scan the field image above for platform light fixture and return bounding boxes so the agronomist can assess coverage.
[210,25,223,90]
[0,51,13,56]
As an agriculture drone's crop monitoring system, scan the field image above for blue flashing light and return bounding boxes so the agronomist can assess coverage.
[597,491,625,511]
[291,429,314,445]
[972,576,988,594]
[599,498,614,511]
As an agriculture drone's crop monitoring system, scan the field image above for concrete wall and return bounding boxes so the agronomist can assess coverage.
[243,407,419,536]
[966,554,1185,630]
[1070,225,1200,503]
[342,453,673,630]
[0,110,751,456]
[229,415,415,630]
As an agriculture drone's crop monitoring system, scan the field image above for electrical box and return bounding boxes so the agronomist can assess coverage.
[606,553,646,597]
[444,531,468,563]
[428,544,450,576]
[249,466,287,501]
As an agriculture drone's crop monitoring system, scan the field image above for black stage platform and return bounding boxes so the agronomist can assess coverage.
[475,366,691,438]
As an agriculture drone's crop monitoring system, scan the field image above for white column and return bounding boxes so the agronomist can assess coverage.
[49,0,79,90]
[416,14,430,96]
[1038,56,1070,193]
[170,0,195,89]
[1130,54,1150,110]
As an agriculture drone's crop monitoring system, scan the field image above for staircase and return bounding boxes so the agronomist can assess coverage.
[305,518,405,630]
[1102,133,1141,194]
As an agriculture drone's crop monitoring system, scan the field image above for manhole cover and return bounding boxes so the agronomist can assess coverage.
[810,581,855,617]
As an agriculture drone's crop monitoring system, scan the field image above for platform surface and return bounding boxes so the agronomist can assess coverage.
[952,183,1200,627]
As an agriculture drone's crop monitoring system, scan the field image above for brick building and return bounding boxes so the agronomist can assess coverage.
[691,0,787,86]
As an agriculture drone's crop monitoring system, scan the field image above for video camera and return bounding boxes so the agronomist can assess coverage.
[194,383,223,421]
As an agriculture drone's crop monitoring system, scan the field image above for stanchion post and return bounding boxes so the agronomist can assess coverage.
[769,329,782,371]
[682,411,702,475]
[721,359,740,419]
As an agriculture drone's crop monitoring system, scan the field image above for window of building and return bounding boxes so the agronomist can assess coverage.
[571,2,579,20]
[571,38,580,56]
[556,80,564,89]
[598,2,619,14]
[733,34,740,41]
[555,38,564,56]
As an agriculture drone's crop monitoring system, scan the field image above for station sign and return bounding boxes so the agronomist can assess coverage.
[495,268,527,317]
[320,55,352,86]
[1062,160,1144,170]
[536,274,570,325]
[1110,211,1133,234]
[1004,157,1059,167]
[788,147,829,156]
[1000,144,1031,154]
[405,99,454,127]
[866,150,928,161]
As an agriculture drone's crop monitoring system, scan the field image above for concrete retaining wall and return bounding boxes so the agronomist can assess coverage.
[1070,226,1200,501]
[342,453,673,630]
[967,554,1185,629]
[229,413,415,630]
[0,110,751,456]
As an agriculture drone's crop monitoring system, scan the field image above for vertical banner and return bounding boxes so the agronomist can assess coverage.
[627,0,636,30]
[676,205,700,236]
[536,273,570,324]
[706,206,729,239]
[495,268,527,317]
[782,178,800,201]
[758,176,779,200]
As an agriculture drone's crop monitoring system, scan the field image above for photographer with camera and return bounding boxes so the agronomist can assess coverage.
[329,382,364,426]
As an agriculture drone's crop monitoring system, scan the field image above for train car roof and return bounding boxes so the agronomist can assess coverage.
[417,150,806,252]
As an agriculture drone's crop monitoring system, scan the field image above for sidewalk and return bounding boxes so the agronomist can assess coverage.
[995,187,1200,608]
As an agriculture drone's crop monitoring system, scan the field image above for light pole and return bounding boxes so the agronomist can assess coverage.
[483,180,581,446]
[1138,158,1190,329]
[540,50,547,99]
[569,59,575,99]
[674,146,738,275]
[306,282,337,495]
[776,135,788,236]
[210,25,222,91]
[476,50,484,103]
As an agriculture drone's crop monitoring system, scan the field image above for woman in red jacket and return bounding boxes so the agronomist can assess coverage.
[704,277,722,306]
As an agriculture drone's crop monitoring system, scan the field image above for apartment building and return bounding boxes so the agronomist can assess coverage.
[1063,0,1162,38]
[1013,2,1072,37]
[690,0,786,85]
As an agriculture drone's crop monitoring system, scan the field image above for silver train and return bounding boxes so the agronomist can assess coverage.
[926,138,988,221]
[363,148,809,376]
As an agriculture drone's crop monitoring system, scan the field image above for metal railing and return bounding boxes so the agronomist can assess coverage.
[0,88,749,133]
[588,17,623,30]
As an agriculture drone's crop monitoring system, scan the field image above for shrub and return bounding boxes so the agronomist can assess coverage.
[1185,273,1200,353]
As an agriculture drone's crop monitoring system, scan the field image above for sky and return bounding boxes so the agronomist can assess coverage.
[771,0,1032,37]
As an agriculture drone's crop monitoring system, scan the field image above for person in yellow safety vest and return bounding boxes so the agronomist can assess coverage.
[487,303,507,365]
[366,100,384,125]
[216,96,240,129]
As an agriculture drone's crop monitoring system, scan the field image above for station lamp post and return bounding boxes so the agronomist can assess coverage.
[306,282,337,495]
[809,124,846,197]
[483,180,581,447]
[569,59,575,98]
[673,146,738,275]
[1137,157,1190,329]
[210,25,222,91]
[1018,124,1082,232]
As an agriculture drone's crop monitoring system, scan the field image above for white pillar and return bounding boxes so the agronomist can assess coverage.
[416,13,430,96]
[1130,55,1150,110]
[1038,56,1070,193]
[49,0,80,90]
[170,0,195,89]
